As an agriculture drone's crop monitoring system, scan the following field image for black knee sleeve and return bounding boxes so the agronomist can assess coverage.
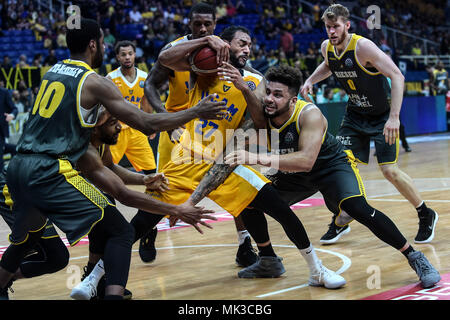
[0,228,45,274]
[20,237,69,278]
[130,210,163,243]
[88,230,107,256]
[248,184,311,250]
[240,208,270,244]
[98,206,134,287]
[340,196,407,250]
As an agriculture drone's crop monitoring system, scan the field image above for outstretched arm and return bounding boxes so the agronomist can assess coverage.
[77,144,216,232]
[82,74,227,136]
[225,105,325,172]
[101,144,167,191]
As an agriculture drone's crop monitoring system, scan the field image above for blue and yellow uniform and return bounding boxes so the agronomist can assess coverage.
[265,100,365,224]
[108,67,156,172]
[7,59,114,246]
[156,35,191,173]
[150,70,270,217]
[326,34,397,165]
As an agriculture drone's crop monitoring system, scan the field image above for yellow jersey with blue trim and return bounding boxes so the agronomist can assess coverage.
[267,99,346,175]
[326,34,391,117]
[177,69,263,163]
[165,35,191,113]
[107,67,148,128]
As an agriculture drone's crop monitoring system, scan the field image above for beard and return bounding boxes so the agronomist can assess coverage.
[263,100,290,119]
[229,52,247,69]
[121,62,133,69]
[92,40,104,69]
[331,32,347,46]
[100,132,119,146]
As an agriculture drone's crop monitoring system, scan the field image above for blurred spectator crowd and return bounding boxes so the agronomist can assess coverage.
[0,0,448,110]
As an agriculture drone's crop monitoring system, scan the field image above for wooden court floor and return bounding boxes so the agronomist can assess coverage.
[1,135,450,300]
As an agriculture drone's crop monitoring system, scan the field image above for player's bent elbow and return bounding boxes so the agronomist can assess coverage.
[298,160,315,173]
[302,164,314,173]
[158,53,171,69]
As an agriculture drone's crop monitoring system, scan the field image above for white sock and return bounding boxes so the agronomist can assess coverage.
[237,230,250,245]
[416,201,424,210]
[299,245,322,274]
[85,259,105,287]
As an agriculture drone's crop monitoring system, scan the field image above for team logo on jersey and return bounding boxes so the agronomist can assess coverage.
[139,80,145,88]
[223,84,231,92]
[246,81,256,91]
[345,58,353,67]
[284,131,295,144]
[129,90,134,95]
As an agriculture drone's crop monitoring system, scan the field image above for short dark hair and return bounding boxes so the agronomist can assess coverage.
[66,18,102,54]
[265,65,303,95]
[189,2,216,20]
[220,25,250,42]
[114,40,136,54]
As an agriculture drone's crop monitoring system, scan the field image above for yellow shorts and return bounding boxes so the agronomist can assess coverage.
[110,127,156,171]
[149,161,270,217]
[156,131,177,173]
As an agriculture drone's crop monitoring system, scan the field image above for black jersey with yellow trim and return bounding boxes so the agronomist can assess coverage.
[267,100,346,175]
[17,59,101,165]
[326,34,391,117]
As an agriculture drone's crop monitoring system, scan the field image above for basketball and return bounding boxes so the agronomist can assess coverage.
[191,46,218,74]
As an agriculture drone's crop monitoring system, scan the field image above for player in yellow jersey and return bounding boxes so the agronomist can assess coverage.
[136,26,347,288]
[140,2,258,267]
[107,40,156,175]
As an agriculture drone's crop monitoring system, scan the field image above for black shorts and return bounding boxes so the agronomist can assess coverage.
[6,154,114,246]
[0,171,59,239]
[266,151,365,216]
[336,110,399,165]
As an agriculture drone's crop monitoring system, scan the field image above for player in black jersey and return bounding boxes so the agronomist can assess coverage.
[0,18,226,300]
[225,64,441,289]
[300,4,437,245]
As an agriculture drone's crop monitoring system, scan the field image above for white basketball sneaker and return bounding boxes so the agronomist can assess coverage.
[70,275,98,300]
[309,263,346,289]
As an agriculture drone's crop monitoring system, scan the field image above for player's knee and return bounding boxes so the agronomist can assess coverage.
[48,246,70,273]
[340,196,373,223]
[380,164,399,181]
[119,222,135,248]
[40,237,70,273]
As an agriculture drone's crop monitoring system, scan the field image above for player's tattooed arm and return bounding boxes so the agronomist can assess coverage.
[188,119,255,205]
